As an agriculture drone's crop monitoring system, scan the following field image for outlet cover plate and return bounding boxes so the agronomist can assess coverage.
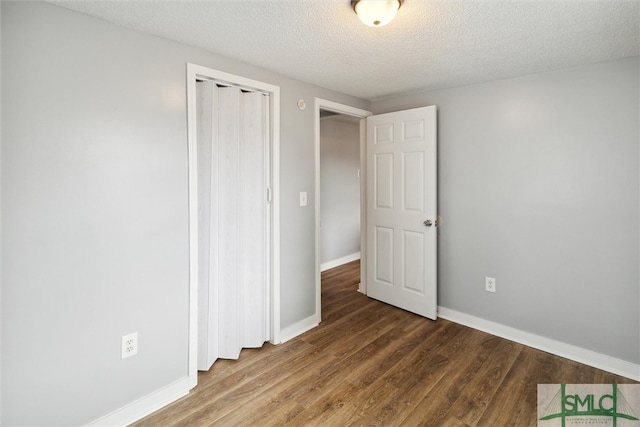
[485,277,496,293]
[121,332,138,359]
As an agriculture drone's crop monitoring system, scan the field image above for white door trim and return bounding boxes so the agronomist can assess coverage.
[314,99,371,323]
[187,63,281,389]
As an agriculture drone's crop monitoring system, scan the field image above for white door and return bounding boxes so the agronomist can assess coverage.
[366,106,437,319]
[196,82,270,370]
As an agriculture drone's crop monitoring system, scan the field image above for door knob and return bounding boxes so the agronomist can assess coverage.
[423,219,433,227]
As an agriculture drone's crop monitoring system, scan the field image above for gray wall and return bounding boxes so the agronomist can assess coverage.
[2,1,638,425]
[372,57,640,365]
[0,2,368,425]
[320,116,361,265]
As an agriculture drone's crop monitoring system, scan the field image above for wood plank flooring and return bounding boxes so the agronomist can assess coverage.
[133,260,637,426]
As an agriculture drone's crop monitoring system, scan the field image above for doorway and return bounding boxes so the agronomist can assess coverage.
[187,64,281,388]
[319,112,361,271]
[314,101,438,325]
[314,99,371,322]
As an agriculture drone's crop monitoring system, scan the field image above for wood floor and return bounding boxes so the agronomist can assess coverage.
[133,260,636,426]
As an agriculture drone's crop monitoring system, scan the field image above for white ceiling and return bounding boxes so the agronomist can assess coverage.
[49,0,639,101]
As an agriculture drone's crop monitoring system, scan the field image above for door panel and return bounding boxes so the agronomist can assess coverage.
[403,152,424,212]
[402,230,425,294]
[374,226,394,285]
[239,91,268,349]
[374,153,394,209]
[196,80,219,370]
[366,106,437,320]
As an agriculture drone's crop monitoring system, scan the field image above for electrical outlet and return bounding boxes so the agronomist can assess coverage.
[121,332,138,359]
[485,277,496,293]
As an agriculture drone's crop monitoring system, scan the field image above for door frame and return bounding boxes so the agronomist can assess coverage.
[314,99,371,321]
[187,63,281,389]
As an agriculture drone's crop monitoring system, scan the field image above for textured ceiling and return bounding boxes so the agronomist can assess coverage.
[48,0,639,101]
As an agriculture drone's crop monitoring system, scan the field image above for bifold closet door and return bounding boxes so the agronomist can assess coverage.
[197,80,218,370]
[197,83,269,370]
[239,90,269,350]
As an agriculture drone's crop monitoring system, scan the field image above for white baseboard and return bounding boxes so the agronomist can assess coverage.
[89,377,191,426]
[438,306,640,381]
[321,252,360,272]
[279,314,319,343]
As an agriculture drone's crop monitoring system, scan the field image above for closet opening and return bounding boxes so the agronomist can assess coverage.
[187,64,281,387]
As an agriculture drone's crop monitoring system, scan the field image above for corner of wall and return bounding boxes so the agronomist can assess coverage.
[438,307,640,381]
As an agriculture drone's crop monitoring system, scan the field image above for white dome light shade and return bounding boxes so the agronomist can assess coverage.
[352,0,402,27]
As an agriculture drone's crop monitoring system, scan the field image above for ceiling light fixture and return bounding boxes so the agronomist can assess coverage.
[352,0,402,27]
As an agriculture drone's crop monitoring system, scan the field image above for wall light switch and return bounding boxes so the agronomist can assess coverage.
[299,192,308,207]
